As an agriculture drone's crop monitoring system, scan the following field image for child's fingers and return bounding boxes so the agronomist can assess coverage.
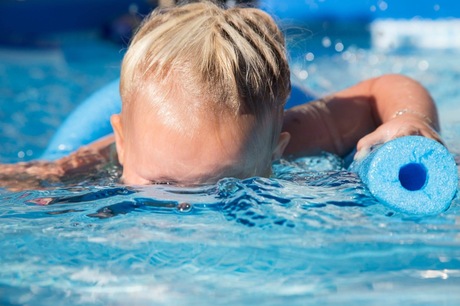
[355,132,385,160]
[354,122,443,161]
[392,124,444,146]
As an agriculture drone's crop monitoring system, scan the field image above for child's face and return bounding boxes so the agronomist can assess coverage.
[111,91,290,186]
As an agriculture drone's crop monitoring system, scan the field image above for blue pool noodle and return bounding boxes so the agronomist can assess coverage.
[350,136,458,215]
[41,79,122,160]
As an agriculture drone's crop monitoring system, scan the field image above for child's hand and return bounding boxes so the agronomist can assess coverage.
[355,111,442,160]
[0,161,64,191]
[0,145,111,191]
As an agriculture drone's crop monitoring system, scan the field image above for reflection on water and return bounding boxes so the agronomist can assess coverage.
[1,153,459,305]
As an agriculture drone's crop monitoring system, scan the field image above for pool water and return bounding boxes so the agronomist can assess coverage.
[1,23,460,306]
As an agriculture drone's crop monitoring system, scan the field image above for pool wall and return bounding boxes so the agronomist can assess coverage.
[0,0,152,45]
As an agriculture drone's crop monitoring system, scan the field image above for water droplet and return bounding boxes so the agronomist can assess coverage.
[298,70,308,80]
[177,202,192,213]
[305,52,315,61]
[378,1,388,11]
[335,42,344,52]
[418,60,429,71]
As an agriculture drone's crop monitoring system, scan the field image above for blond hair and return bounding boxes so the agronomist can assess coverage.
[120,1,290,133]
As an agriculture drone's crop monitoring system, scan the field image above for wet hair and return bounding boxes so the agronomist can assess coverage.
[120,0,291,138]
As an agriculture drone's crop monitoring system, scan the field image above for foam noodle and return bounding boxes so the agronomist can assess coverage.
[42,79,122,160]
[350,136,458,215]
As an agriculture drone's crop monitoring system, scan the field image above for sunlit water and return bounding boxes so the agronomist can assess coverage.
[1,27,460,305]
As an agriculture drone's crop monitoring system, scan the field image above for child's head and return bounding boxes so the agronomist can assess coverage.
[111,1,291,185]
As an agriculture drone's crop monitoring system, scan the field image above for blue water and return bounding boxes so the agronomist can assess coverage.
[1,21,460,306]
[2,160,460,305]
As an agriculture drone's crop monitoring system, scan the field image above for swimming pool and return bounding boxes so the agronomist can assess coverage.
[1,2,460,305]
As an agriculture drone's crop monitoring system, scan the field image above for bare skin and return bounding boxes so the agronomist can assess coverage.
[283,74,440,158]
[0,74,441,190]
[109,89,289,185]
[0,136,115,191]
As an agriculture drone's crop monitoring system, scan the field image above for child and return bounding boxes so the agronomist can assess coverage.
[0,1,441,189]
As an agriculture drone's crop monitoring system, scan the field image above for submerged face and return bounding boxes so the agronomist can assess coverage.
[111,90,289,186]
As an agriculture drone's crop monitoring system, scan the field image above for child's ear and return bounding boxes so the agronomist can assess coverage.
[272,132,290,161]
[110,114,125,165]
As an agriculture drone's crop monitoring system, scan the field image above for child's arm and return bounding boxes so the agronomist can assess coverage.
[282,74,441,159]
[0,135,116,191]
